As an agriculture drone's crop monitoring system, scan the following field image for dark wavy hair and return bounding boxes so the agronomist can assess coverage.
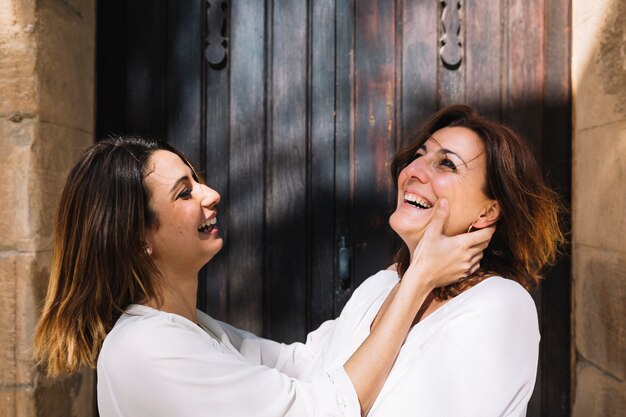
[34,136,199,376]
[391,105,566,300]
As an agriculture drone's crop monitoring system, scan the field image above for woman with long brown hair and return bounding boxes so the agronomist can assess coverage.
[33,136,492,417]
[303,105,566,416]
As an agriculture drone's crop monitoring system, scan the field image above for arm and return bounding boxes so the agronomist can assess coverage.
[217,317,337,379]
[344,199,494,415]
[98,314,360,417]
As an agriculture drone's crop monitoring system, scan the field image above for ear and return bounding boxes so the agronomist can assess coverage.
[472,201,500,229]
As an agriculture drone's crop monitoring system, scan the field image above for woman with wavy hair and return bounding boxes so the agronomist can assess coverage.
[302,104,565,416]
[33,135,492,417]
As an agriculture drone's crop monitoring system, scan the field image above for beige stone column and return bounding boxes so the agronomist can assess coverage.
[0,0,96,415]
[572,0,626,414]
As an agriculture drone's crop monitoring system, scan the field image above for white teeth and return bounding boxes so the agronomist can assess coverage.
[198,216,217,231]
[404,192,432,209]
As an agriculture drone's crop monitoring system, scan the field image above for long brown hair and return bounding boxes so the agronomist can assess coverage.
[392,105,566,300]
[33,136,196,376]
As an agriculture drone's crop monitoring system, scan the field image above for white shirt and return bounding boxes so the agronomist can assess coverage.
[97,305,359,417]
[304,270,540,417]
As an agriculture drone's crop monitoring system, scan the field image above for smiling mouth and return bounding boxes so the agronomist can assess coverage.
[404,192,433,209]
[198,216,217,233]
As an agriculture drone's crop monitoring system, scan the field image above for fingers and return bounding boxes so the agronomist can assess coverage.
[454,225,495,248]
[426,198,449,235]
[468,262,481,275]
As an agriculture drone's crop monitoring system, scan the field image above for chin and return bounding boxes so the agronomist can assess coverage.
[203,240,224,263]
[389,211,427,247]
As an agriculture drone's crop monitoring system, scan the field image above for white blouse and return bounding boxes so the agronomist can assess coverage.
[96,304,359,417]
[297,270,540,417]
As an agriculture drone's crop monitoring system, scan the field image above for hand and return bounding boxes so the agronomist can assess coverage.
[404,199,495,289]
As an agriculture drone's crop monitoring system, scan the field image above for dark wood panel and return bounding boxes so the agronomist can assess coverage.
[334,0,355,314]
[437,0,465,106]
[226,0,266,335]
[503,0,545,157]
[96,0,127,136]
[166,0,203,158]
[465,0,503,119]
[125,0,167,138]
[164,0,208,311]
[308,0,336,331]
[539,0,572,415]
[265,0,309,343]
[400,0,438,136]
[201,1,231,322]
[503,4,546,415]
[353,0,398,287]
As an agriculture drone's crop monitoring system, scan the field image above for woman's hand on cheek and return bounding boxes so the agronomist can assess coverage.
[404,199,495,289]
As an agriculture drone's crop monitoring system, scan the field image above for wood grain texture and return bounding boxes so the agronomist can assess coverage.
[226,0,266,335]
[165,0,209,311]
[308,0,336,331]
[265,0,309,343]
[334,0,356,314]
[503,0,545,158]
[401,0,438,137]
[125,0,167,138]
[538,0,572,415]
[465,0,502,119]
[353,0,398,287]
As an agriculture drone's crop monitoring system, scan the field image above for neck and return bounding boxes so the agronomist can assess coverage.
[147,267,199,323]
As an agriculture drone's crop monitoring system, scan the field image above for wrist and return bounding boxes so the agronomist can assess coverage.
[402,262,436,291]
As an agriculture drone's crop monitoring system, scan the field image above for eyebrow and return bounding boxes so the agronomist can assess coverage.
[421,138,469,166]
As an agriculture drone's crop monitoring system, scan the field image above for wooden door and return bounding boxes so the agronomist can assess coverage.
[97,1,571,415]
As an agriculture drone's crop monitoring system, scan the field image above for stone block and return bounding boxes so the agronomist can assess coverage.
[0,119,92,253]
[33,122,93,248]
[0,254,17,385]
[15,386,36,417]
[573,245,626,381]
[36,0,95,132]
[0,0,38,116]
[573,119,626,252]
[573,0,626,130]
[0,387,35,417]
[573,360,626,417]
[0,251,42,386]
[0,118,36,252]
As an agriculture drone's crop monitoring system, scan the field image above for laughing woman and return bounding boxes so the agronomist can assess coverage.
[33,136,493,417]
[303,105,566,416]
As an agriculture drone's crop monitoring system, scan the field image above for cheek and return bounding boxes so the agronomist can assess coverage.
[430,175,458,199]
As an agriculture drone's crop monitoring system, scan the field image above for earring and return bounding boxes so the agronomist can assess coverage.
[144,246,153,256]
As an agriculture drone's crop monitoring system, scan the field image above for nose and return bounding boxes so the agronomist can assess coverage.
[199,184,220,209]
[403,155,430,183]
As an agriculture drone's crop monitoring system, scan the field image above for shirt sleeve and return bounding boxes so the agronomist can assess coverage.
[217,318,338,379]
[97,314,360,417]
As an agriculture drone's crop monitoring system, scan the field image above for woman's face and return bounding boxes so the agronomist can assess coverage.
[389,126,499,252]
[144,150,223,275]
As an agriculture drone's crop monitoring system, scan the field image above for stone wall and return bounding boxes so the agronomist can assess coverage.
[572,0,626,414]
[0,0,96,416]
